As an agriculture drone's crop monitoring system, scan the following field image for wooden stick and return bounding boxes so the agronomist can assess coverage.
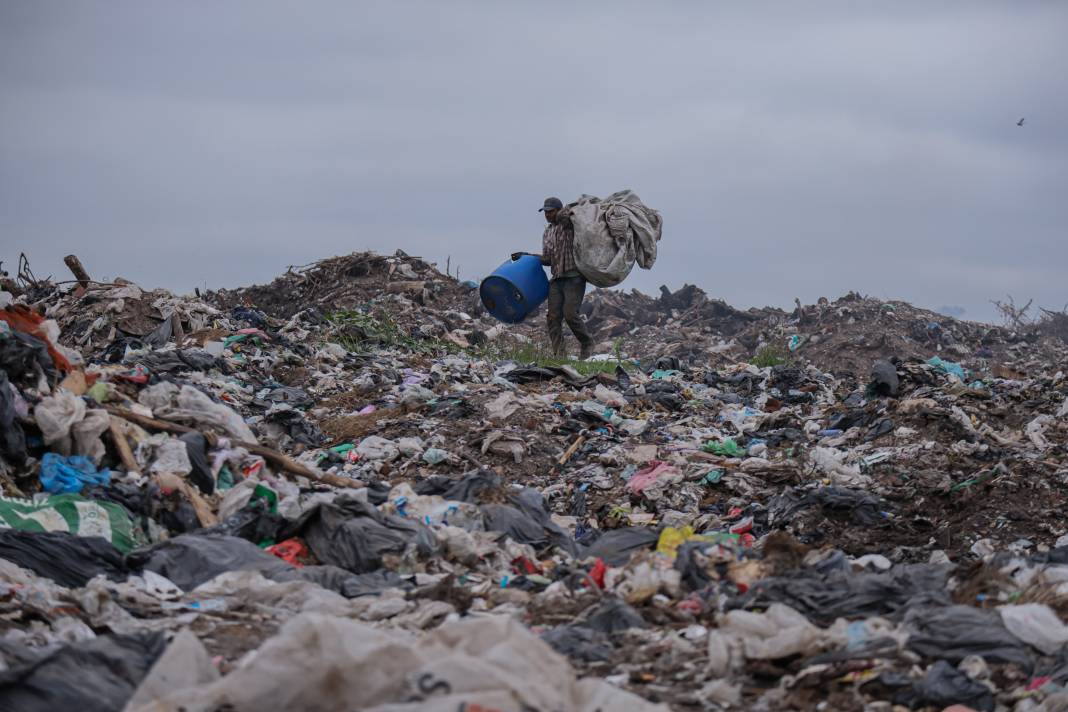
[108,417,140,474]
[63,254,92,288]
[558,435,586,466]
[105,406,363,489]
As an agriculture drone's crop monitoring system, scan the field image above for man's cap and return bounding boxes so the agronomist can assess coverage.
[538,197,564,212]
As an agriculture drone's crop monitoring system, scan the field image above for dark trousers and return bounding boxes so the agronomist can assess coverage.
[547,275,593,356]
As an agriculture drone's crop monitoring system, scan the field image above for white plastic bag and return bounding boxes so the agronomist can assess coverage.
[34,390,86,454]
[127,613,669,712]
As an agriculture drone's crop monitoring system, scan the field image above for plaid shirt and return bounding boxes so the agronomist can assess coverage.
[542,214,579,279]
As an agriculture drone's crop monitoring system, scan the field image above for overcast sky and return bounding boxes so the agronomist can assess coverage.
[2,2,1065,323]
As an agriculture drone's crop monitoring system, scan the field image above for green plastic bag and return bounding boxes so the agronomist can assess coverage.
[701,438,745,458]
[0,493,147,553]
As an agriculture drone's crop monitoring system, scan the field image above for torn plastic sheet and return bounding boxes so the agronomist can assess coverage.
[127,533,301,591]
[0,529,128,588]
[280,493,440,574]
[903,604,1034,672]
[0,631,167,712]
[124,612,667,712]
[732,563,952,627]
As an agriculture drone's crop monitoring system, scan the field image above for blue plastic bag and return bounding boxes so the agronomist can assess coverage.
[927,356,967,381]
[39,453,110,494]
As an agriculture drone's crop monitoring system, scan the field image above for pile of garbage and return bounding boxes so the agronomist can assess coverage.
[1,252,1067,711]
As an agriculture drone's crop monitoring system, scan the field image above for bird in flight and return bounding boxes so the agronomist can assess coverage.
[1017,117,1026,126]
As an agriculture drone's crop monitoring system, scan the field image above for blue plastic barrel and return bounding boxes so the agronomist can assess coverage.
[479,255,549,323]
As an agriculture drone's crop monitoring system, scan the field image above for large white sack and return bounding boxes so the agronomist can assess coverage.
[568,190,662,288]
[128,612,669,712]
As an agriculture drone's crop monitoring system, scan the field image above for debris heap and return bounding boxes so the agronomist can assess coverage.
[1,251,1067,711]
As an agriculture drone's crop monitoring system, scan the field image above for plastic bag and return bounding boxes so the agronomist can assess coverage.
[149,437,193,477]
[999,603,1068,655]
[71,408,110,463]
[904,604,1034,671]
[139,382,255,442]
[34,390,86,453]
[0,493,146,553]
[39,452,111,494]
[734,563,952,626]
[0,630,166,712]
[581,527,660,566]
[0,371,27,465]
[356,435,399,461]
[280,494,440,574]
[127,533,300,591]
[721,603,844,660]
[885,660,994,712]
[0,529,128,587]
[125,613,668,712]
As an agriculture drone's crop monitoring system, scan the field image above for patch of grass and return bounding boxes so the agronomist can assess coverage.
[326,309,633,375]
[326,309,453,355]
[751,344,789,368]
[480,342,630,376]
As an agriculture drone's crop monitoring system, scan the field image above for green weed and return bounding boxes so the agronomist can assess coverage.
[479,342,629,375]
[325,309,630,374]
[326,310,452,355]
[751,344,789,368]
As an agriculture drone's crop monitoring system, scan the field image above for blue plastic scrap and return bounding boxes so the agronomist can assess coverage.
[39,453,110,494]
[927,356,967,381]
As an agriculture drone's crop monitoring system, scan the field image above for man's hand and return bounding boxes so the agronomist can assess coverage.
[510,252,526,261]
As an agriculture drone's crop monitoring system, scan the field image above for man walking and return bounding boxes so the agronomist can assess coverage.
[512,197,594,359]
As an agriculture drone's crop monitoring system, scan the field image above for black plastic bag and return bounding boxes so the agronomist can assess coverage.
[127,533,299,591]
[135,348,222,374]
[0,631,166,712]
[212,498,286,545]
[583,596,646,633]
[232,306,267,328]
[280,494,439,574]
[885,660,994,712]
[478,487,577,556]
[0,330,55,384]
[263,409,325,446]
[0,530,127,588]
[675,540,715,591]
[732,563,953,627]
[768,486,887,527]
[0,371,26,465]
[253,386,313,410]
[580,527,660,566]
[180,431,215,494]
[869,359,900,397]
[542,625,613,663]
[299,566,409,598]
[504,366,595,387]
[903,604,1034,672]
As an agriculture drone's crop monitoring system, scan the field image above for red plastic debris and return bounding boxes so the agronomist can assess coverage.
[677,597,702,614]
[266,538,310,567]
[729,516,753,535]
[0,305,73,373]
[589,558,607,589]
[511,556,542,575]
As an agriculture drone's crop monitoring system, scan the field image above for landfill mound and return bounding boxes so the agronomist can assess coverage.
[1,252,1067,711]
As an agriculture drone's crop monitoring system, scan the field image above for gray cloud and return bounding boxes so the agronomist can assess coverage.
[2,1,1066,322]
